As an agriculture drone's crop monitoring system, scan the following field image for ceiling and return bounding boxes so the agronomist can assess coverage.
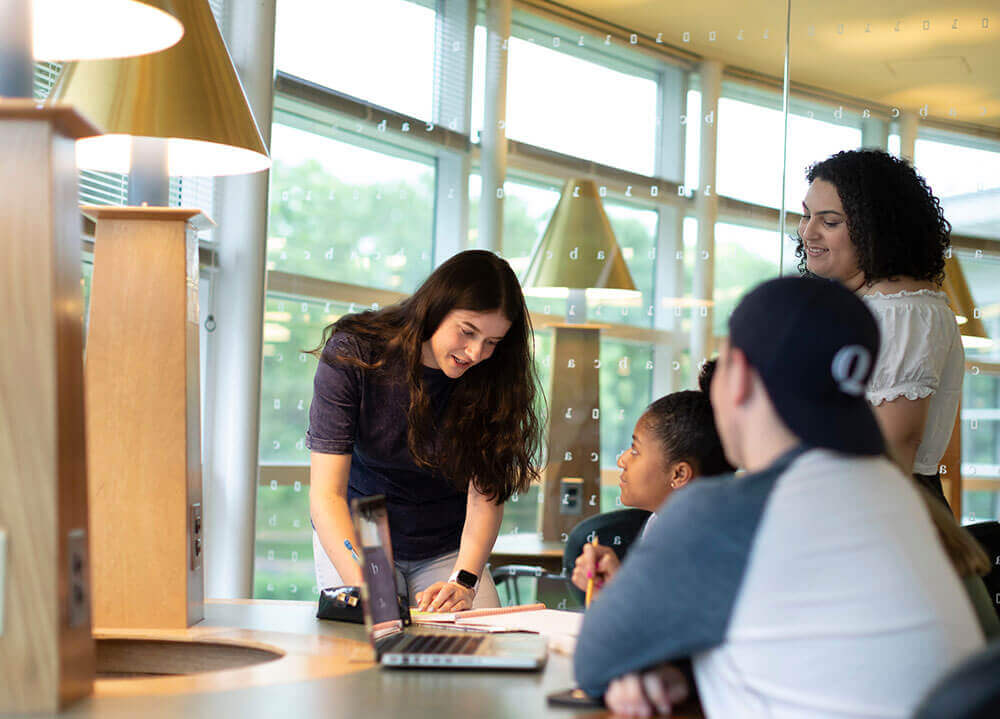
[548,0,1000,132]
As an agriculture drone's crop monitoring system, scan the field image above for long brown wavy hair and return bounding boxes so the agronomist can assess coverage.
[309,250,542,503]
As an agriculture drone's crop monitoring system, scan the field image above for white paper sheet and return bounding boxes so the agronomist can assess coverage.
[455,609,584,638]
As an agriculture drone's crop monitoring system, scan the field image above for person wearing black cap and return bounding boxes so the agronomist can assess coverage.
[573,277,983,719]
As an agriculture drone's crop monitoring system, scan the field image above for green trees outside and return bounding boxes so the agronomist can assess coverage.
[962,373,1000,522]
[712,237,784,335]
[266,158,435,292]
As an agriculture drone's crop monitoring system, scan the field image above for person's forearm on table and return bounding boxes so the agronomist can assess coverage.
[415,484,504,611]
[454,482,504,579]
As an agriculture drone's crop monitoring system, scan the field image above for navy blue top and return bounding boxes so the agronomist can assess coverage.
[306,332,465,561]
[573,446,808,696]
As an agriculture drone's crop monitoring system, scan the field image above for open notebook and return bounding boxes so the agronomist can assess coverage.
[412,602,584,654]
[454,609,583,636]
[410,603,547,624]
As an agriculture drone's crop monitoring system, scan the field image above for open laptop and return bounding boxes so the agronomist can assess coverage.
[352,495,548,670]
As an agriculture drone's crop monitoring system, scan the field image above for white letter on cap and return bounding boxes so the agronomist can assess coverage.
[831,345,872,396]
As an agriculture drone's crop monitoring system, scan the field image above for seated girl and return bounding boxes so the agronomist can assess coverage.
[571,369,733,594]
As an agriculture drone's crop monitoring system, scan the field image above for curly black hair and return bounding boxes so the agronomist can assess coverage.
[641,390,734,478]
[794,149,951,285]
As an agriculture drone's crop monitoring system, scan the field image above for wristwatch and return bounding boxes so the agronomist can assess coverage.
[449,569,479,591]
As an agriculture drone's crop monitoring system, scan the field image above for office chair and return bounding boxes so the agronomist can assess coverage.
[964,521,1000,621]
[491,508,651,608]
[912,640,1000,719]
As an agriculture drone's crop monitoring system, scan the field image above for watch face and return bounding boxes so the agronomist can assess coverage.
[455,570,477,589]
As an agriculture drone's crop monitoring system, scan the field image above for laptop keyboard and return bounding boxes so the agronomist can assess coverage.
[391,634,485,655]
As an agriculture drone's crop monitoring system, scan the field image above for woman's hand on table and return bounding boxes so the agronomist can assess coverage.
[605,664,690,717]
[415,581,475,612]
[571,543,621,593]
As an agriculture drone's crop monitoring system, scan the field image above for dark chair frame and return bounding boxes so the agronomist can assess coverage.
[912,638,1000,719]
[491,508,651,608]
[964,521,1000,622]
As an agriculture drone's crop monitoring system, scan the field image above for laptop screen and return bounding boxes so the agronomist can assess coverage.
[351,496,403,644]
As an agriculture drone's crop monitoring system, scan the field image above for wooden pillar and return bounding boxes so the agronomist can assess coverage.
[0,102,99,713]
[82,206,210,629]
[540,325,602,542]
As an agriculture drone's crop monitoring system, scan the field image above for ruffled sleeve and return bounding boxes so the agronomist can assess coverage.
[863,294,959,407]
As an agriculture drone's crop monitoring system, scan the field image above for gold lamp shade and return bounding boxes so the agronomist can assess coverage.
[48,0,269,176]
[943,255,991,349]
[521,179,639,301]
[34,0,183,61]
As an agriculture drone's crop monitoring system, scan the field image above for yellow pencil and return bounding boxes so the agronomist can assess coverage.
[584,535,598,608]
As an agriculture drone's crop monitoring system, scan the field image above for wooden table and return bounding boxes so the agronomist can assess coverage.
[39,600,703,718]
[491,533,567,575]
[40,599,581,718]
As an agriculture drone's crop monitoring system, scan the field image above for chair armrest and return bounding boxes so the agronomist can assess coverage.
[490,564,551,583]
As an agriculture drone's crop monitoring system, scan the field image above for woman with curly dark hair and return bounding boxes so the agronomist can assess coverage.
[306,250,542,611]
[796,149,961,503]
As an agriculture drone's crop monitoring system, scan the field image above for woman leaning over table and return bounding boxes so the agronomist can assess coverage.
[796,149,960,504]
[306,250,542,612]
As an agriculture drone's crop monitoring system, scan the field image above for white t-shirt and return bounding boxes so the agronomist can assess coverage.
[575,447,984,718]
[862,290,965,475]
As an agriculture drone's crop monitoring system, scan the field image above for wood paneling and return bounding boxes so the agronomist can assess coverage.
[0,104,99,713]
[83,207,210,630]
[491,533,566,574]
[541,326,603,541]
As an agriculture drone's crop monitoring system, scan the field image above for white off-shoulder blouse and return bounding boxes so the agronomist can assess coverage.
[861,290,964,475]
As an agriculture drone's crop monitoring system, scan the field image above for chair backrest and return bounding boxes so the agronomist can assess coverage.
[490,509,651,608]
[562,508,652,576]
[964,521,1000,622]
[912,639,1000,719]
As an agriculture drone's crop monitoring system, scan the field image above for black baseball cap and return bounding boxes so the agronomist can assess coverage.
[728,276,884,456]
